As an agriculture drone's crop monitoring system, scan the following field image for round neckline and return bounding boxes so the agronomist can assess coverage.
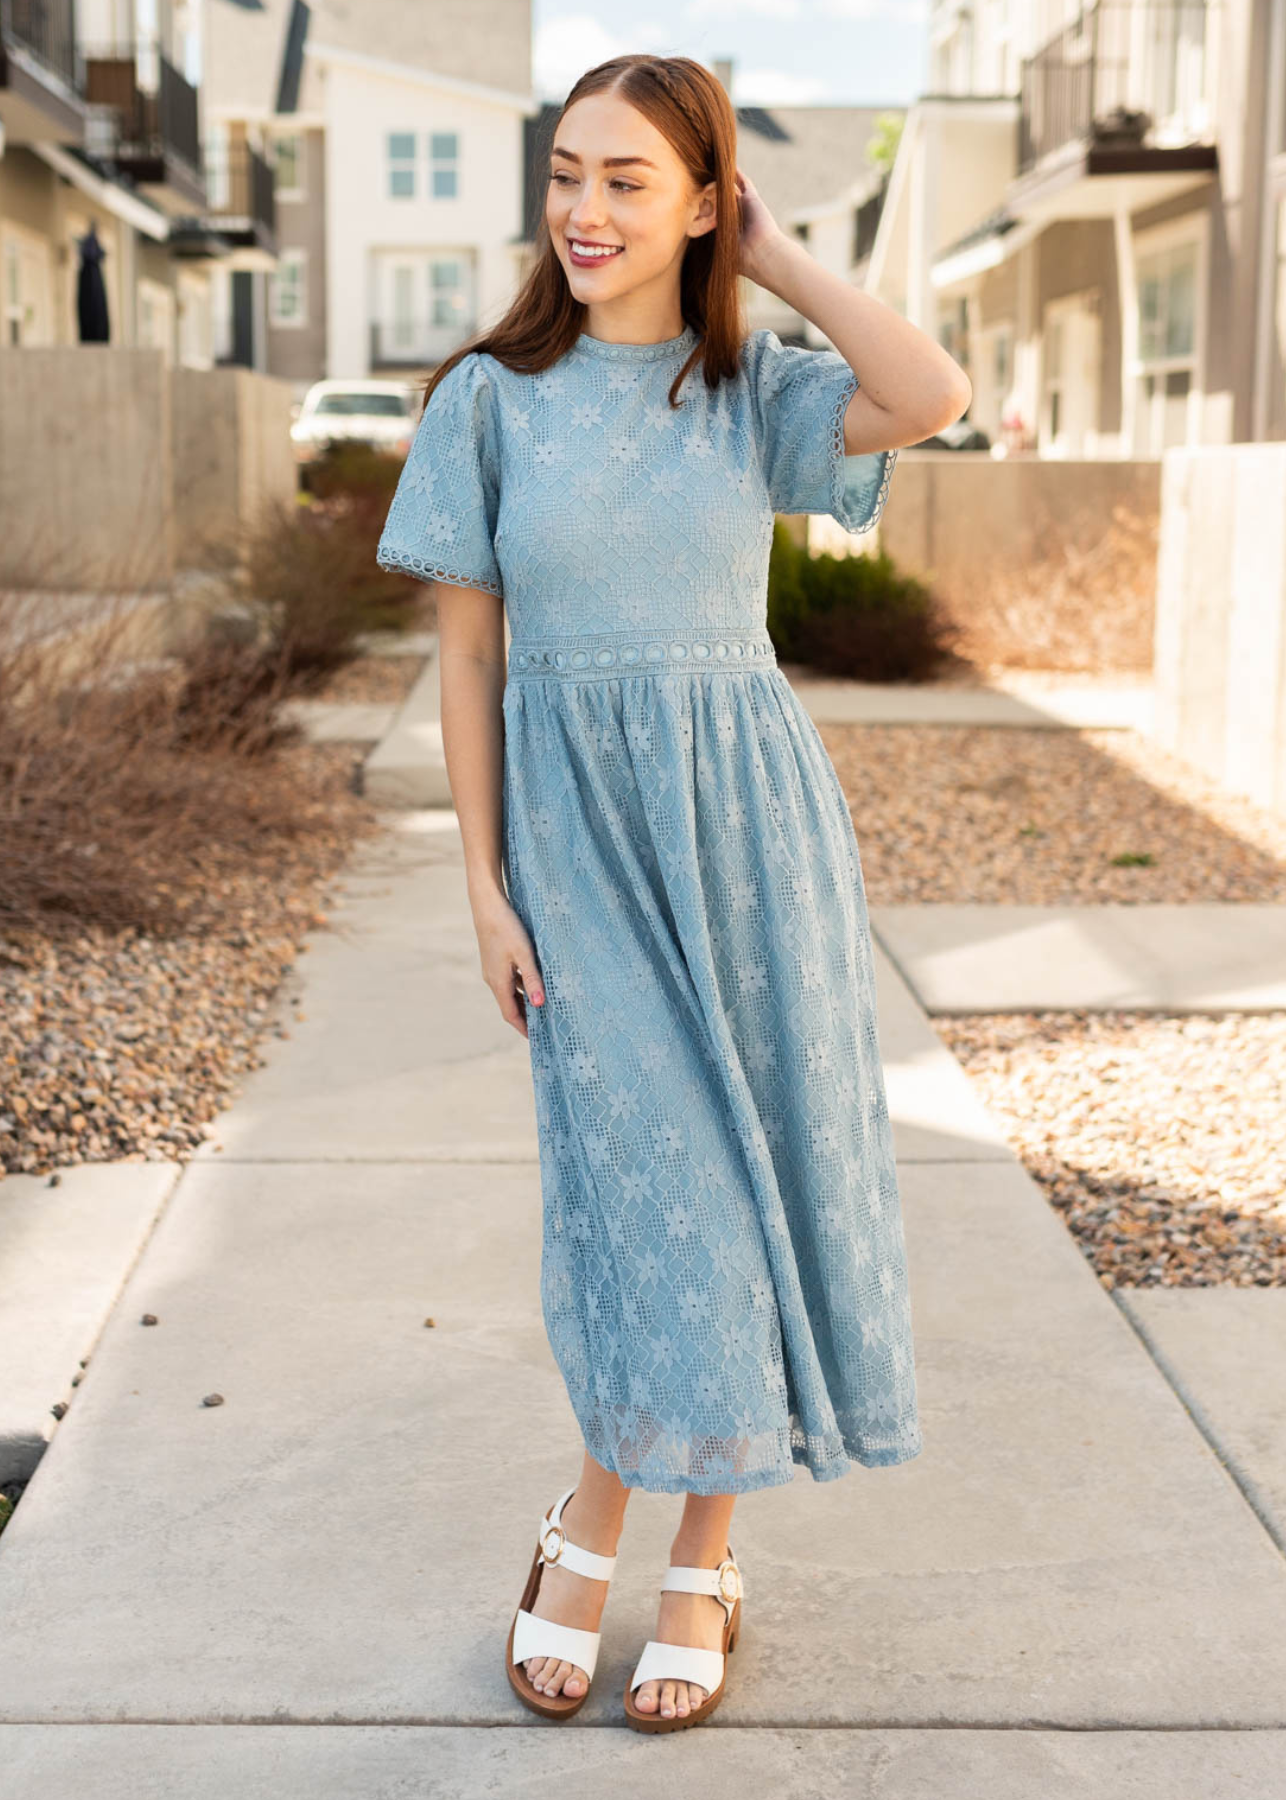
[572,322,699,362]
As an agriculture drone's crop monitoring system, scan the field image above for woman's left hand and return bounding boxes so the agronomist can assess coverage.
[734,167,790,288]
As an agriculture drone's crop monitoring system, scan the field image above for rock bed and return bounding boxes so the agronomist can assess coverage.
[0,742,382,1180]
[825,723,1286,903]
[824,718,1286,1288]
[933,1010,1286,1288]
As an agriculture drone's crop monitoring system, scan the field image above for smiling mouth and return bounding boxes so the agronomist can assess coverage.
[567,239,625,262]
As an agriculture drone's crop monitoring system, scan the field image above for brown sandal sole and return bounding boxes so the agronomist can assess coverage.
[621,1595,742,1732]
[505,1536,595,1721]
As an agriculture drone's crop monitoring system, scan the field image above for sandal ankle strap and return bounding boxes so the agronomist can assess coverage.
[537,1484,618,1583]
[662,1550,743,1613]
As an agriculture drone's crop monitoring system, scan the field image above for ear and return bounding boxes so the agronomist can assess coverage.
[687,178,718,240]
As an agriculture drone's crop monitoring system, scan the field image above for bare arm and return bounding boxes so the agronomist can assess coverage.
[735,168,972,455]
[435,585,546,1038]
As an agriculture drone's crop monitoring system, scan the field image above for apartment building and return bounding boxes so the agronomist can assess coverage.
[203,0,535,401]
[871,0,1286,454]
[0,0,278,364]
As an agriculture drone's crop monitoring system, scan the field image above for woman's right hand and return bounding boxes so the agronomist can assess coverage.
[473,889,545,1039]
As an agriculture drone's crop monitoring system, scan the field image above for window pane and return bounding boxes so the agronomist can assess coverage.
[390,169,414,198]
[432,168,457,198]
[388,132,415,160]
[1165,252,1196,357]
[430,132,458,160]
[431,261,460,288]
[1138,272,1162,360]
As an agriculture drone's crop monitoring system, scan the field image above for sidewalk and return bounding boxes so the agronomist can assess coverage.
[3,780,1286,1795]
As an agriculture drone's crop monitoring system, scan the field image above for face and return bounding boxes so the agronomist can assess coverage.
[546,91,716,330]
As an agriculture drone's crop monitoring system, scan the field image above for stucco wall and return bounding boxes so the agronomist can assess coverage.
[0,349,295,591]
[878,450,1161,672]
[1154,442,1286,816]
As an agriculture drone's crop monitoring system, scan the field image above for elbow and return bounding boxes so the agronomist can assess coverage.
[909,374,971,442]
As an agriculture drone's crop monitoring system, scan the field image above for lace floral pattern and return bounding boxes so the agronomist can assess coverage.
[376,324,920,1493]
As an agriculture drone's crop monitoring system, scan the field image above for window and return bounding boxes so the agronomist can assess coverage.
[1134,234,1198,452]
[272,133,304,200]
[389,132,417,199]
[431,258,465,326]
[430,131,458,198]
[269,249,307,328]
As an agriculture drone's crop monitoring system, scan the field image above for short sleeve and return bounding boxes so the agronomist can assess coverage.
[376,352,503,596]
[744,328,897,535]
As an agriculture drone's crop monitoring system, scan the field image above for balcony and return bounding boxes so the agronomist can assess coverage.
[171,140,277,264]
[0,0,87,145]
[81,38,204,214]
[1019,0,1213,173]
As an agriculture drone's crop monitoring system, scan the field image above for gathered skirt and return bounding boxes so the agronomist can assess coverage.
[501,628,922,1494]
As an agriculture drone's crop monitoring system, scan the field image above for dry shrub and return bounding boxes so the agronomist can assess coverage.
[239,492,419,686]
[0,589,381,941]
[940,496,1158,674]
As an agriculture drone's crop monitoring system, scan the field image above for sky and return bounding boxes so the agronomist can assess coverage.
[532,0,931,109]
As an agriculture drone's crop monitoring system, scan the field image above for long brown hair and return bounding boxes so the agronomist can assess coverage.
[419,54,745,416]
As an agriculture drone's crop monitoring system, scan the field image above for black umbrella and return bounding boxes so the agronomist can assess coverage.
[76,222,110,342]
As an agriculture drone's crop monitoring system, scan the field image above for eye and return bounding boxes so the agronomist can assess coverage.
[548,172,639,193]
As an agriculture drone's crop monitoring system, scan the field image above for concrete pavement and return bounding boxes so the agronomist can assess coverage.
[3,810,1286,1794]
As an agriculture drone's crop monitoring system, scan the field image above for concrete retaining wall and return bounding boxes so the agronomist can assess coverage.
[172,367,297,572]
[0,349,296,592]
[0,347,174,592]
[1154,443,1286,817]
[878,451,1161,672]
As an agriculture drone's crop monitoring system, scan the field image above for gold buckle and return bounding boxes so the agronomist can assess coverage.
[716,1557,741,1603]
[541,1523,565,1564]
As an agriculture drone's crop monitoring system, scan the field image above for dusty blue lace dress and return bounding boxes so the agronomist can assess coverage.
[376,322,922,1494]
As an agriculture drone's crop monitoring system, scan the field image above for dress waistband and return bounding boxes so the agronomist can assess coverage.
[507,626,777,681]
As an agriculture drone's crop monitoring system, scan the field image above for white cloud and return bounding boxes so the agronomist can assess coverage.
[533,14,683,102]
[685,0,802,17]
[733,66,833,103]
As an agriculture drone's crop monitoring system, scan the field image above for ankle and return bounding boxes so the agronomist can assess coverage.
[561,1489,627,1557]
[668,1535,730,1568]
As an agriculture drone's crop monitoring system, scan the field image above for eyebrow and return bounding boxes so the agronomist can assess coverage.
[550,145,659,169]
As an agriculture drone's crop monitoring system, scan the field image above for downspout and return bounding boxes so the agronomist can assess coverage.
[1252,0,1286,441]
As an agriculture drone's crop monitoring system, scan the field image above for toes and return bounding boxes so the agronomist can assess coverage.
[544,1659,572,1696]
[635,1680,657,1711]
[564,1664,585,1697]
[524,1655,548,1690]
[660,1678,677,1718]
[674,1680,689,1717]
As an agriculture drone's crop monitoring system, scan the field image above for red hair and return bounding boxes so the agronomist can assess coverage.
[419,54,745,414]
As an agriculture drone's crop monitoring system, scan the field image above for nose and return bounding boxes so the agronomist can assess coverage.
[567,182,608,230]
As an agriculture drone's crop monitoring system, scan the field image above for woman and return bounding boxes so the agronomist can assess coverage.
[376,55,970,1733]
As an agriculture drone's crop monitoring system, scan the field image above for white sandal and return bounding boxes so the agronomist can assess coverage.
[622,1545,744,1731]
[505,1485,619,1720]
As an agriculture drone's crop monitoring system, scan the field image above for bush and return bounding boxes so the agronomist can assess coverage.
[766,521,961,681]
[237,493,417,687]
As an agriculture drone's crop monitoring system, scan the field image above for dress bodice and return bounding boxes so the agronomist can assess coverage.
[376,323,896,645]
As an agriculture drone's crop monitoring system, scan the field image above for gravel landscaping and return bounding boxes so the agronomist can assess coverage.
[824,717,1286,1289]
[0,741,387,1181]
[934,1010,1286,1289]
[825,723,1286,904]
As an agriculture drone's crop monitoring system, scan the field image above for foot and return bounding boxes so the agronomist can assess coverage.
[631,1552,730,1720]
[521,1488,623,1702]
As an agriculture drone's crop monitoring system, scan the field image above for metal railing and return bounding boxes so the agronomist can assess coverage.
[203,139,276,235]
[0,0,78,88]
[81,40,200,173]
[1018,0,1212,173]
